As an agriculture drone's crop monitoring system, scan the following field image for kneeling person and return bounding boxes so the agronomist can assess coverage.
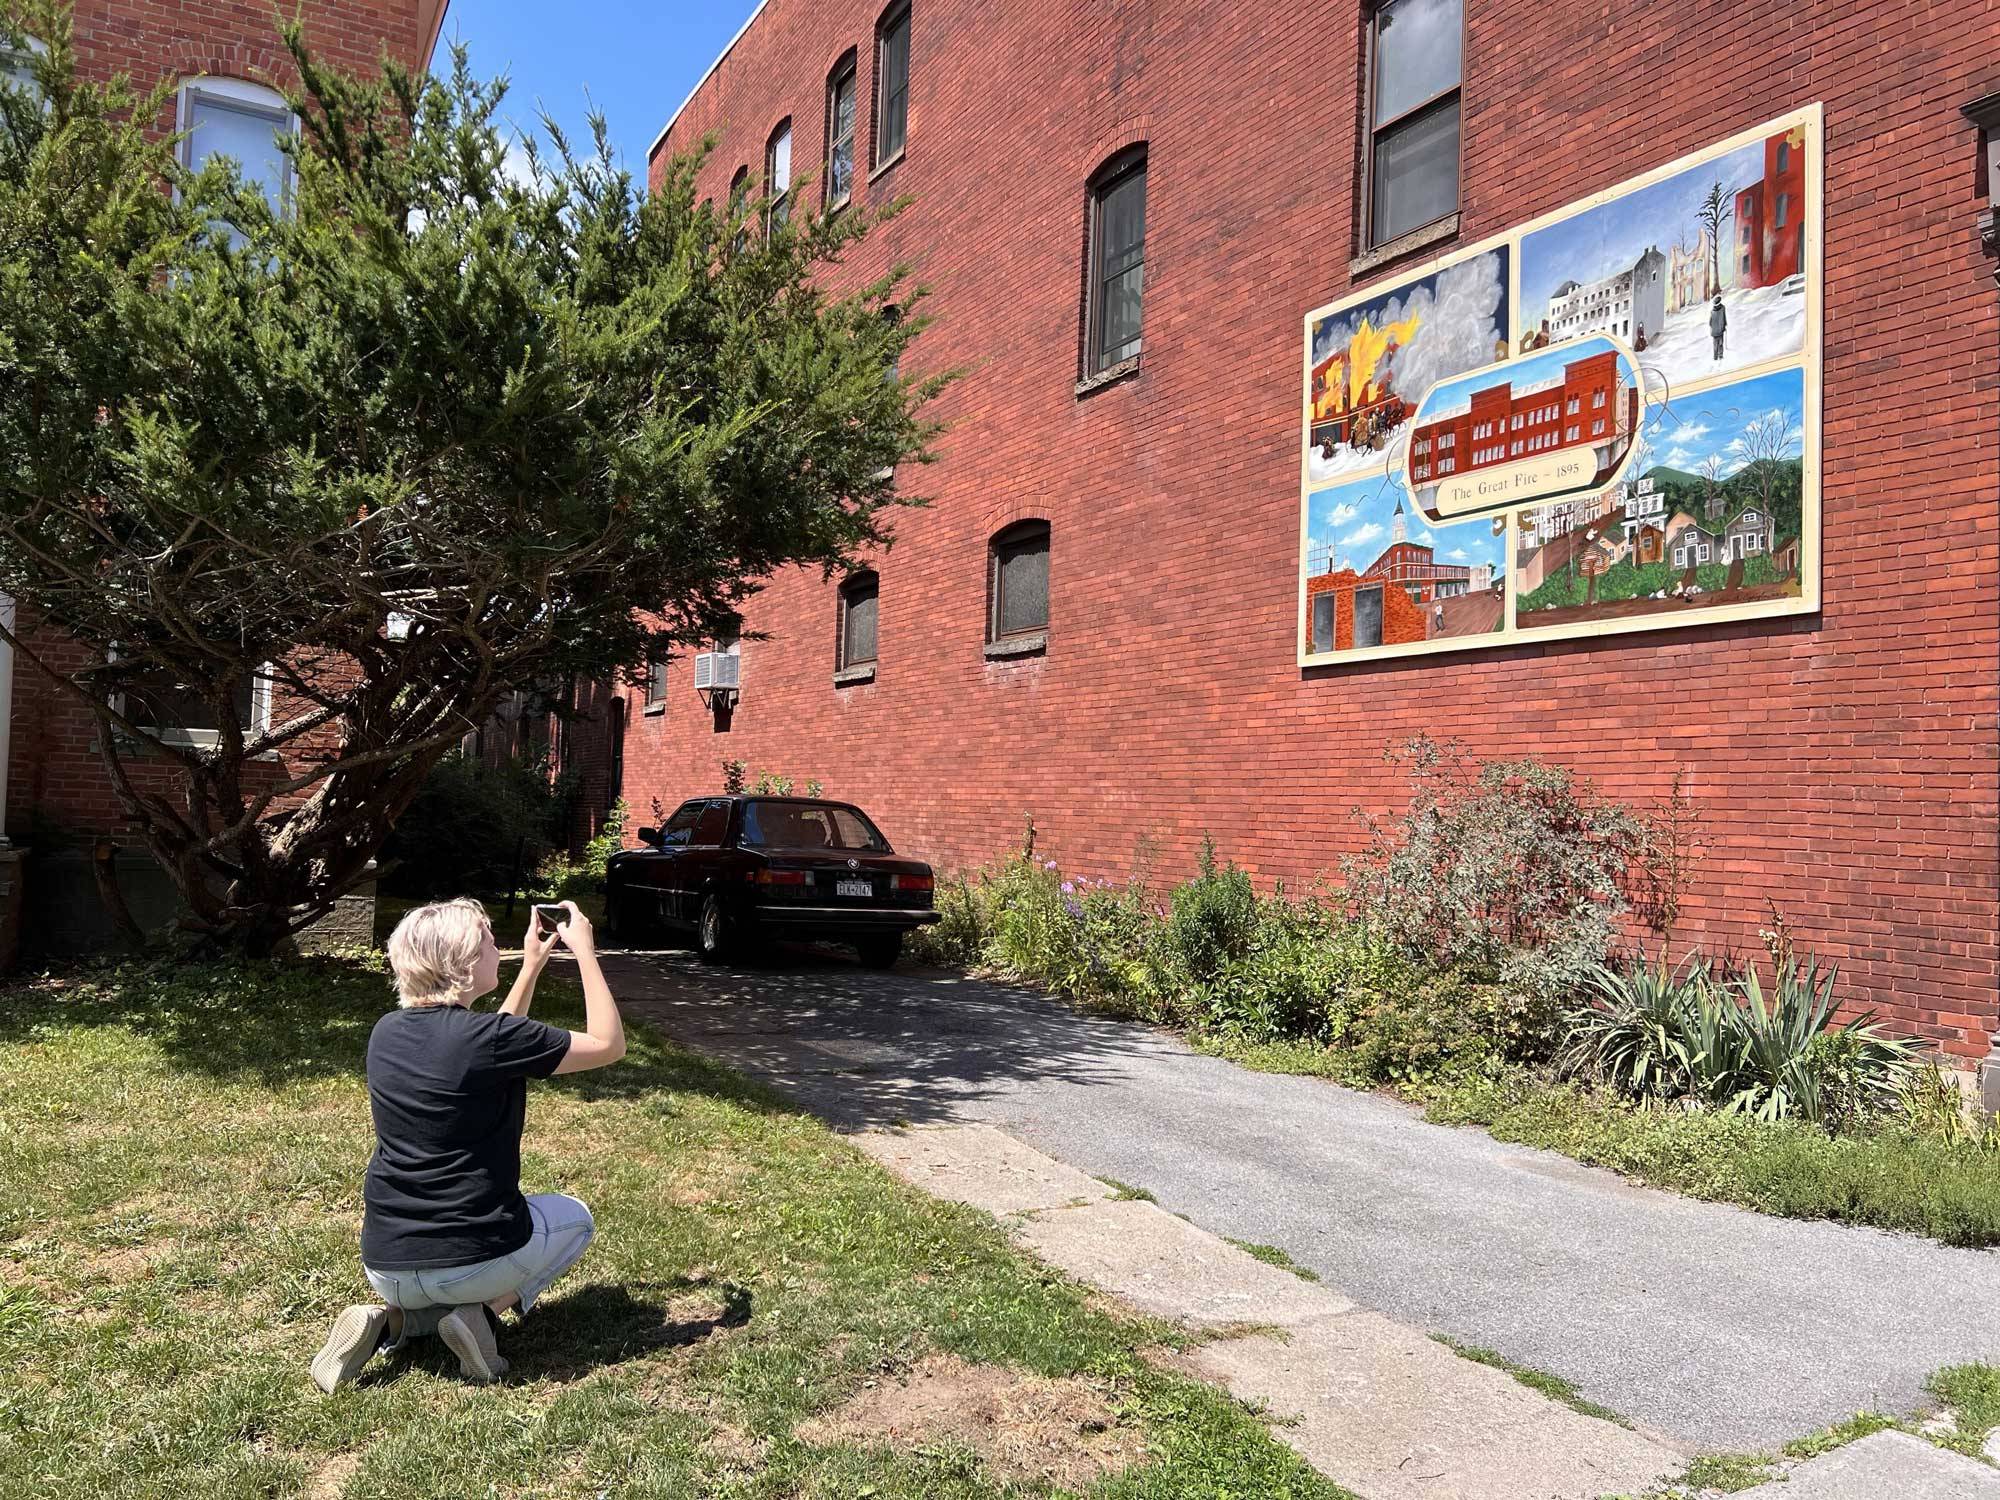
[311,897,625,1391]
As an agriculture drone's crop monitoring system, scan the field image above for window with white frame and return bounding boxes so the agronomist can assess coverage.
[765,119,792,231]
[116,662,273,749]
[178,77,294,245]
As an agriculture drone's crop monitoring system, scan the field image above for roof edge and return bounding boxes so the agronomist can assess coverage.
[418,0,450,69]
[647,0,770,164]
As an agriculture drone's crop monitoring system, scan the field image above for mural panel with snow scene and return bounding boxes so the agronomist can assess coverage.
[1299,105,1817,666]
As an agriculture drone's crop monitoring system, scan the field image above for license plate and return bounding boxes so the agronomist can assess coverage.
[836,879,873,898]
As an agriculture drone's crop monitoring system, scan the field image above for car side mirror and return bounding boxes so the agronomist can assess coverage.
[636,826,661,846]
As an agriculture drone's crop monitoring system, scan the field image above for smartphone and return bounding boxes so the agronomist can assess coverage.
[533,903,567,937]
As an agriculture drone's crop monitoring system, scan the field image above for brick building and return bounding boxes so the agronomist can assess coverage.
[620,0,2000,1093]
[0,0,448,958]
[1409,348,1635,490]
[1734,127,1808,290]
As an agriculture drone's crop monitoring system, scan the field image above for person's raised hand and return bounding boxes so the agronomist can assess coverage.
[555,900,596,957]
[523,911,560,968]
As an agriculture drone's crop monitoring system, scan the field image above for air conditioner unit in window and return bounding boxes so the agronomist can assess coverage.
[693,650,739,712]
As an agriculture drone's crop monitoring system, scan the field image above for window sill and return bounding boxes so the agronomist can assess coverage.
[868,149,905,184]
[643,703,666,716]
[1350,212,1461,279]
[833,663,876,686]
[1074,355,1141,399]
[984,632,1047,660]
[826,192,851,215]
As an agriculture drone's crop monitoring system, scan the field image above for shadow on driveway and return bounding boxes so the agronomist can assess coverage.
[572,941,1177,1133]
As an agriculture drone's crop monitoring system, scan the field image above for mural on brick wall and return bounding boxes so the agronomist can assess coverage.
[1299,106,1820,664]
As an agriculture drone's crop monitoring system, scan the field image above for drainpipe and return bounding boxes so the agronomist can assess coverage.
[0,592,13,848]
[0,593,20,975]
[1965,91,2000,1109]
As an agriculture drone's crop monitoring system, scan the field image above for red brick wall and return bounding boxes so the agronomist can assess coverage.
[627,0,2000,1060]
[3,0,436,848]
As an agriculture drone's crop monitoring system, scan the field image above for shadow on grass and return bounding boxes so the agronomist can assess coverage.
[362,1280,754,1387]
[0,952,802,1117]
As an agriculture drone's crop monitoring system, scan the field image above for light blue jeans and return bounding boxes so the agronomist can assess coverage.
[363,1193,594,1346]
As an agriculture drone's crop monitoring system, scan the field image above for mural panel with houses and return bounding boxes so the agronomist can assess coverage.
[1512,367,1808,632]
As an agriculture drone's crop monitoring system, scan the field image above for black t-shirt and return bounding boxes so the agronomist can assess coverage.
[360,1005,571,1270]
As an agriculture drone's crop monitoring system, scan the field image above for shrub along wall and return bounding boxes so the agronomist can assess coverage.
[909,741,2000,1248]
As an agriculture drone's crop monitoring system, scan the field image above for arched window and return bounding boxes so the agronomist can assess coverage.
[824,50,857,208]
[1083,146,1146,376]
[837,570,879,675]
[764,119,792,231]
[177,76,295,245]
[987,520,1049,646]
[873,1,910,167]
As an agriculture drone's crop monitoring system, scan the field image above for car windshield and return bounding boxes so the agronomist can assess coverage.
[739,800,889,852]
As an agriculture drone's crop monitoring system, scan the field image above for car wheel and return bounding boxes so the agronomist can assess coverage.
[855,933,902,970]
[697,894,734,964]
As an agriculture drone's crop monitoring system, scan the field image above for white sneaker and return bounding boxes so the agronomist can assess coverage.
[310,1304,390,1394]
[438,1305,509,1384]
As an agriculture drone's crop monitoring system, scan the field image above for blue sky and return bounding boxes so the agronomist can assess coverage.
[1639,366,1805,477]
[1518,135,1771,324]
[1307,473,1506,575]
[434,0,761,176]
[1419,334,1626,420]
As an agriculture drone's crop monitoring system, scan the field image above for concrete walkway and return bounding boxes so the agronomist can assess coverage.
[857,1122,1680,1499]
[575,946,2000,1453]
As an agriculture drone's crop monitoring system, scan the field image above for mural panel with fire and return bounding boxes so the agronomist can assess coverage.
[1307,248,1510,484]
[1299,105,1818,664]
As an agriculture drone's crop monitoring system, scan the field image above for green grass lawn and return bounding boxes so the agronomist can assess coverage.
[0,957,1342,1500]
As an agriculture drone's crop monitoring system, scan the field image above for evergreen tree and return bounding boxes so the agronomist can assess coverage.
[0,2,944,951]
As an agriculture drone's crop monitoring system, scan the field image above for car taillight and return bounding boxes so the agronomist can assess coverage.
[892,873,934,892]
[756,868,809,886]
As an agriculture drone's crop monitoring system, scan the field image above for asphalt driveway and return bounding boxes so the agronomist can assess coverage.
[571,942,2000,1451]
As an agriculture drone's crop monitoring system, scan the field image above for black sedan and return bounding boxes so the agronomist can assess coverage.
[605,795,939,967]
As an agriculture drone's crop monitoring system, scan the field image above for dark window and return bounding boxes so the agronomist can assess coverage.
[825,54,857,206]
[989,520,1050,640]
[1311,592,1336,654]
[727,165,749,252]
[644,641,669,708]
[1085,148,1146,373]
[691,800,730,846]
[1365,0,1462,247]
[607,697,626,806]
[125,669,259,741]
[1353,585,1385,648]
[874,2,910,166]
[839,571,879,669]
[1775,192,1788,229]
[765,120,792,231]
[661,801,703,845]
[740,800,888,851]
[1776,141,1790,172]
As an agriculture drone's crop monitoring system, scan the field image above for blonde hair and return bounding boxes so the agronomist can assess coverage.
[386,898,492,1008]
